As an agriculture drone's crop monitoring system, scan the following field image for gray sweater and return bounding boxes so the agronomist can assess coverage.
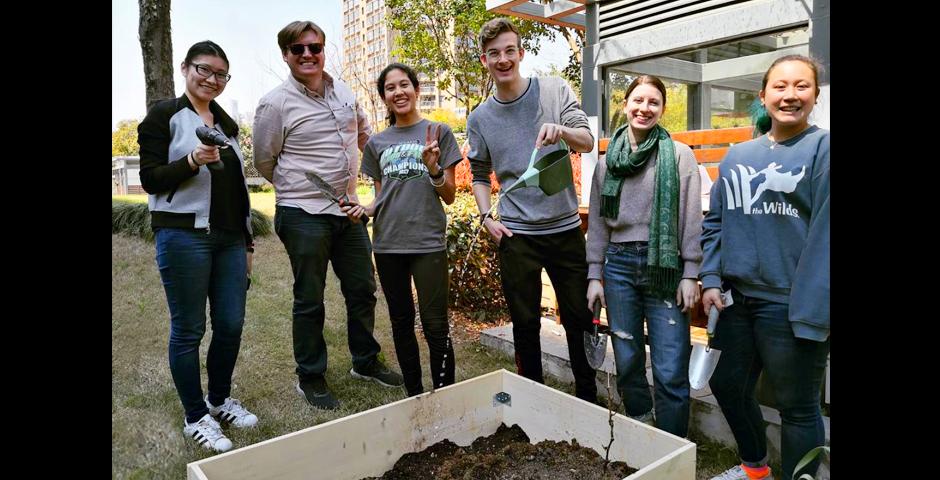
[467,77,592,234]
[586,137,702,280]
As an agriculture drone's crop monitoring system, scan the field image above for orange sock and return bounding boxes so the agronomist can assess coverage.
[741,464,771,479]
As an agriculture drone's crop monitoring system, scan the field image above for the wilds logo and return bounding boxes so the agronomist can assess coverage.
[722,162,805,217]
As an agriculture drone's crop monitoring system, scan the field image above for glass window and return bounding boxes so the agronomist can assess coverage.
[710,84,758,128]
[603,25,808,134]
[606,71,689,134]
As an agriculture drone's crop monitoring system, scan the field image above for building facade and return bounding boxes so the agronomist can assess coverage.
[343,0,462,129]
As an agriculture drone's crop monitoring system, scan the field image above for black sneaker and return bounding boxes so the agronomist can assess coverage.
[295,377,340,410]
[350,359,404,388]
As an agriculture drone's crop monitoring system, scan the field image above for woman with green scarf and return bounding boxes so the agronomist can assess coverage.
[585,75,702,437]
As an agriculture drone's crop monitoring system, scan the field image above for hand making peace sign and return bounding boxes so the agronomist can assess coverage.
[421,123,442,174]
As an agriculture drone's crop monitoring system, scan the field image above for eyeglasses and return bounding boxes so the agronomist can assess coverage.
[288,43,324,55]
[189,63,231,83]
[485,47,519,61]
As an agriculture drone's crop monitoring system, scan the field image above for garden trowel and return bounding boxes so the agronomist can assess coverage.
[305,171,369,223]
[689,290,732,390]
[583,299,607,370]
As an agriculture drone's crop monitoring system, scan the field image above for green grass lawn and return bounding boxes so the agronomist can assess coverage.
[112,194,147,204]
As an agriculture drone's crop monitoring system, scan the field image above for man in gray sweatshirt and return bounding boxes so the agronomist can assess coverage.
[467,18,597,402]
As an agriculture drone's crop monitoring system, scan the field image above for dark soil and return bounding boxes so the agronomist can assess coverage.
[366,423,637,479]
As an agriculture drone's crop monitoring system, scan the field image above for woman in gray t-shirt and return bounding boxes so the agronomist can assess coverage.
[349,63,462,396]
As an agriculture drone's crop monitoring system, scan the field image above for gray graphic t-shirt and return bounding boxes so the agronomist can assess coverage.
[360,119,462,253]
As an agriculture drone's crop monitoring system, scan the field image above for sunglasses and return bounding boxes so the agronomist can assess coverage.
[189,63,231,83]
[288,43,324,55]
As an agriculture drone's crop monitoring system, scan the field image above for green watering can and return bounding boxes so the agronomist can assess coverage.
[500,139,574,198]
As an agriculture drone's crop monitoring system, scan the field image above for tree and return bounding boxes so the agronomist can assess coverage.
[138,0,175,111]
[348,64,384,131]
[386,0,555,118]
[426,108,466,133]
[608,75,689,134]
[547,24,584,97]
[531,62,581,104]
[112,120,141,157]
[237,122,253,167]
[660,83,689,132]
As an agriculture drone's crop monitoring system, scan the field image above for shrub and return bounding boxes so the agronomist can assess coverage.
[112,200,154,240]
[250,209,273,237]
[357,175,374,198]
[453,145,499,194]
[445,193,506,316]
[112,200,272,241]
[248,183,274,193]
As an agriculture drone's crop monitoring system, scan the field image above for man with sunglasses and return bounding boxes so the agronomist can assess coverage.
[254,20,403,411]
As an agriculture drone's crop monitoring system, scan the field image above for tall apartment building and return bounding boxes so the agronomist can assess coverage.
[342,0,460,129]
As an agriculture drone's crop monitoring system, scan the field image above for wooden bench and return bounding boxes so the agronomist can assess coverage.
[598,126,753,180]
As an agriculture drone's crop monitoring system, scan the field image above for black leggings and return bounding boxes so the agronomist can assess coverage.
[375,251,454,396]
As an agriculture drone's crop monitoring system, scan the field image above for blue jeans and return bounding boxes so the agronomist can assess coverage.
[155,227,247,423]
[603,242,690,437]
[274,206,381,380]
[709,287,830,479]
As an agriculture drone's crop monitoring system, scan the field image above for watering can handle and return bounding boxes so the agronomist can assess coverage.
[528,138,569,166]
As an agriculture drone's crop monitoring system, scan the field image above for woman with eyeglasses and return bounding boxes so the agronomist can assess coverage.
[341,63,461,397]
[138,40,257,453]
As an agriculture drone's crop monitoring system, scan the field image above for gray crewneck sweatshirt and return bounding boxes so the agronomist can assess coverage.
[467,77,592,234]
[586,134,702,280]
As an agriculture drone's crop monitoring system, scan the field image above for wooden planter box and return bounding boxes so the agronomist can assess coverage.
[187,369,695,480]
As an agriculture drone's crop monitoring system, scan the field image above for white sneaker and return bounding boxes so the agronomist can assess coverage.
[183,414,233,452]
[206,397,258,428]
[710,464,773,480]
